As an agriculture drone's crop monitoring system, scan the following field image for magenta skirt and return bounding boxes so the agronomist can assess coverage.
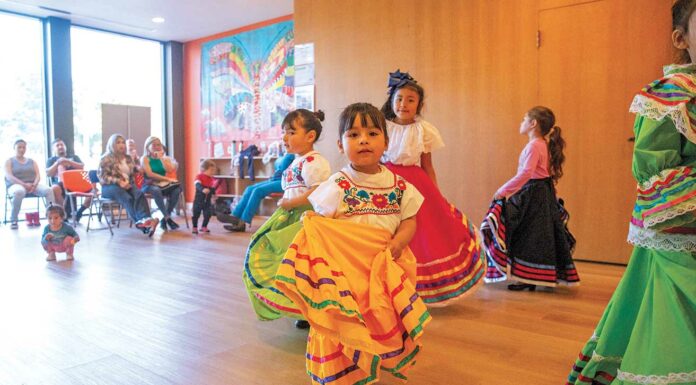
[385,163,484,305]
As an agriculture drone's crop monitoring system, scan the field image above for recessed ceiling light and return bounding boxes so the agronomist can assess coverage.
[152,17,165,23]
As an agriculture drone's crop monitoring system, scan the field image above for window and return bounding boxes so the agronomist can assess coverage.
[71,27,164,169]
[0,12,46,217]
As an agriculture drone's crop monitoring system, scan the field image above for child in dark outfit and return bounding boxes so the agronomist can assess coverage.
[192,159,220,234]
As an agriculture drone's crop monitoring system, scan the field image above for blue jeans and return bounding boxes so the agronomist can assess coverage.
[232,179,282,223]
[101,184,150,222]
[142,184,181,218]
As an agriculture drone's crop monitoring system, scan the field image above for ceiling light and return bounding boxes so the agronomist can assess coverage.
[152,17,165,23]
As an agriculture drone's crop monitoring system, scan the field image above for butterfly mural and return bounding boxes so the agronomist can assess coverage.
[201,21,294,143]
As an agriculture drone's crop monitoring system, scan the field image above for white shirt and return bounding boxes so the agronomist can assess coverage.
[309,165,424,235]
[382,119,445,166]
[281,151,331,200]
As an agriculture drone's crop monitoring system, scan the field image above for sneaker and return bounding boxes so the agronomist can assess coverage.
[135,219,150,230]
[192,227,198,235]
[294,320,310,329]
[148,218,159,238]
[66,253,74,261]
[166,218,179,230]
[10,222,18,230]
[46,252,56,261]
[223,222,246,232]
[160,219,168,231]
[200,227,210,233]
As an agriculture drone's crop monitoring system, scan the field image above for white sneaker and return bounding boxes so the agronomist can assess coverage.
[46,252,56,261]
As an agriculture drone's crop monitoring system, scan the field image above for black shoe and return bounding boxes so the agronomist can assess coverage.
[217,212,241,225]
[223,222,246,232]
[75,206,86,223]
[507,283,536,291]
[166,218,180,230]
[160,219,168,231]
[294,320,310,329]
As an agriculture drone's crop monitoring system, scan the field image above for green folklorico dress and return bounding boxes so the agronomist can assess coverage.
[568,64,696,385]
[241,151,331,321]
[242,205,312,320]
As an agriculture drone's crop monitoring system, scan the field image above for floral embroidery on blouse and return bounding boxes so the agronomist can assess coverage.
[283,158,306,189]
[335,172,406,216]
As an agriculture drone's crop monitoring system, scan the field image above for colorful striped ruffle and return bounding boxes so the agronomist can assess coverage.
[629,64,696,143]
[416,211,485,304]
[481,199,507,283]
[631,166,696,230]
[242,206,312,321]
[567,338,617,385]
[275,214,431,385]
[385,163,484,305]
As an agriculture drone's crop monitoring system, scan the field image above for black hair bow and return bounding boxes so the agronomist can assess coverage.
[387,69,416,91]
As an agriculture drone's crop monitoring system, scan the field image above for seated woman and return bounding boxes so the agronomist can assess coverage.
[223,152,295,232]
[140,136,182,231]
[98,134,159,236]
[4,139,57,229]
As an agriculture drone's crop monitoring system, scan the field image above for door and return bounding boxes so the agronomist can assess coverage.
[101,103,151,153]
[538,0,634,264]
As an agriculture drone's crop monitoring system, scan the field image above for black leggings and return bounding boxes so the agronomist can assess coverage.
[192,194,212,228]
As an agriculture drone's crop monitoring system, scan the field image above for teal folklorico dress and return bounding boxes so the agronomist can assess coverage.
[568,64,696,384]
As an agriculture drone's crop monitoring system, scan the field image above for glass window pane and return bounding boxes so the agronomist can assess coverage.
[0,12,46,220]
[71,27,163,169]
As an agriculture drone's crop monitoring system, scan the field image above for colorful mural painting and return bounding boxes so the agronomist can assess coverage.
[201,20,294,154]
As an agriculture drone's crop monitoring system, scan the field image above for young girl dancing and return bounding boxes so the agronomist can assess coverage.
[275,103,431,385]
[380,70,483,305]
[482,106,579,291]
[242,109,331,328]
[568,1,696,382]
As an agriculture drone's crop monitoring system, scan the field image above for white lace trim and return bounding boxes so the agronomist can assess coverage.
[616,369,696,384]
[627,223,696,252]
[642,199,696,228]
[663,63,696,76]
[630,95,696,144]
[591,351,622,363]
[639,167,690,190]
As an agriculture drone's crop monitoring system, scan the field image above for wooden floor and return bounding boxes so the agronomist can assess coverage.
[0,216,626,385]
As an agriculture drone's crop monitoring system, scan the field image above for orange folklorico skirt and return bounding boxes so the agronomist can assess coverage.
[275,214,431,385]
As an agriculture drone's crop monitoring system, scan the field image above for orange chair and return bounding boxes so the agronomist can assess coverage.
[61,170,93,225]
[61,170,124,235]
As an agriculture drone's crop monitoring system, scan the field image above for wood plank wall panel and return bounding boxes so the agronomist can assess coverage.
[294,0,672,263]
[295,0,538,221]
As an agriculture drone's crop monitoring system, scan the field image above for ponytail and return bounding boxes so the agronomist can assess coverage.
[547,126,565,183]
[527,106,565,183]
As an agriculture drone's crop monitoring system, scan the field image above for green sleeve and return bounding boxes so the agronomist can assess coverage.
[632,115,683,184]
[631,115,696,229]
